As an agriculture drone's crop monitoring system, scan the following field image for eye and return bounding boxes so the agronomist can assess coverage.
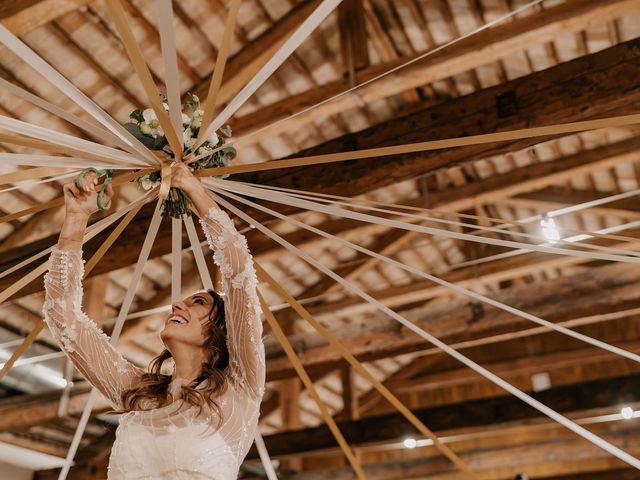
[193,297,205,305]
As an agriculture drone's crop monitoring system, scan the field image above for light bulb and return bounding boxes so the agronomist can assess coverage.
[621,406,634,420]
[540,215,560,242]
[403,438,417,449]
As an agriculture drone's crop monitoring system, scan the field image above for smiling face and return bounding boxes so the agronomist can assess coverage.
[160,291,217,349]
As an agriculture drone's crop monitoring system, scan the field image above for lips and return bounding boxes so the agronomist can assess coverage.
[167,314,189,325]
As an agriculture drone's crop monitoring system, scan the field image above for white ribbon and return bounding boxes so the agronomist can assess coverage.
[200,0,343,141]
[0,116,148,167]
[0,24,157,165]
[244,181,640,260]
[208,188,640,471]
[210,179,640,265]
[171,218,182,302]
[214,183,640,365]
[183,215,214,291]
[0,77,131,150]
[0,153,133,169]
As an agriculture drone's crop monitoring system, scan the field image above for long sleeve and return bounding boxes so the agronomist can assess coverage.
[42,247,143,409]
[199,207,265,400]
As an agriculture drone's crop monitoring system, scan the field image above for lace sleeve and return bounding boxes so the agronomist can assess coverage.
[199,207,265,399]
[42,247,143,409]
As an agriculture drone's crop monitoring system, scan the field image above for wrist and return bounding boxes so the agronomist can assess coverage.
[65,211,90,223]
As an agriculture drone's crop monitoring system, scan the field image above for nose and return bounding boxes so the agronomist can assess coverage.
[172,302,186,313]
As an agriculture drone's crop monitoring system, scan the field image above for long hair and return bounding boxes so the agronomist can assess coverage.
[120,290,229,427]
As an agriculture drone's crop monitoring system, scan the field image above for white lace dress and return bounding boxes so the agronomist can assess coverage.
[43,208,266,480]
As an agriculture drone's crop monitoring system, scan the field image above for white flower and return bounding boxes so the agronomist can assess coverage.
[181,113,191,125]
[185,137,197,151]
[142,108,157,123]
[207,131,219,146]
[191,109,204,128]
[163,102,170,111]
[140,122,153,135]
[139,175,157,190]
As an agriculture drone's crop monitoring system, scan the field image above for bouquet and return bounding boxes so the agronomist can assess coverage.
[125,93,236,217]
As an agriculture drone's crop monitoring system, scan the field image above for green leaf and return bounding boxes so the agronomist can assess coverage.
[129,109,144,122]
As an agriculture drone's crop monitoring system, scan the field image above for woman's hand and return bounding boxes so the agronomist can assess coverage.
[171,162,205,196]
[63,172,114,219]
[171,162,217,217]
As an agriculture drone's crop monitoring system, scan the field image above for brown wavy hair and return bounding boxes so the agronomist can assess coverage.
[120,290,229,427]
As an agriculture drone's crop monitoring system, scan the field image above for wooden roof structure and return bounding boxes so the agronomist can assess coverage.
[1,0,640,478]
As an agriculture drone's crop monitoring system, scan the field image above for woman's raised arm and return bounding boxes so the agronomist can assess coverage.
[174,164,265,399]
[43,177,143,409]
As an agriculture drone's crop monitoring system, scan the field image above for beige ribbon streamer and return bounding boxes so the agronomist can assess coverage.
[200,0,343,142]
[257,290,368,480]
[0,24,156,164]
[196,113,640,177]
[0,167,71,186]
[255,264,477,479]
[155,0,183,151]
[0,77,130,150]
[193,0,242,151]
[104,0,182,161]
[0,169,153,225]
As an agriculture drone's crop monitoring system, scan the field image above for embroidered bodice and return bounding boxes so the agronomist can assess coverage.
[43,207,265,479]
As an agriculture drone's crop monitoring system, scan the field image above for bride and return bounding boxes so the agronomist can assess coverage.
[43,163,265,479]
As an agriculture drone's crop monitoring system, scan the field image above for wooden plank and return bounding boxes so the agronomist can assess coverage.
[233,37,640,197]
[264,260,640,380]
[231,0,640,144]
[244,374,640,458]
[192,0,323,106]
[1,0,90,36]
[4,42,640,299]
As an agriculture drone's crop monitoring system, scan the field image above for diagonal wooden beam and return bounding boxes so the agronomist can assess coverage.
[192,0,323,105]
[4,41,640,301]
[265,260,640,380]
[245,373,640,458]
[230,0,640,144]
[0,0,90,36]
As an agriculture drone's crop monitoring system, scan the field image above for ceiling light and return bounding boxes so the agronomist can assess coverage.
[621,406,634,420]
[540,214,560,242]
[403,438,417,449]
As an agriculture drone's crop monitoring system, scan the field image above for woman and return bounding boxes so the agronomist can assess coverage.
[43,163,265,479]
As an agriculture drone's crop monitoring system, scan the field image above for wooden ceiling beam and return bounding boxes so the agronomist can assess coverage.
[245,373,640,458]
[3,40,640,301]
[265,260,640,380]
[191,0,323,106]
[0,387,110,431]
[285,429,640,479]
[230,0,640,144]
[233,36,640,197]
[0,0,90,36]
